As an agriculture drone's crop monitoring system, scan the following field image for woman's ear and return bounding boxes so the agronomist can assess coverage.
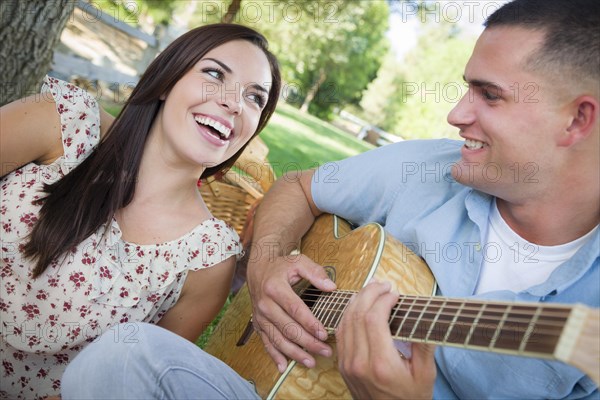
[558,95,599,147]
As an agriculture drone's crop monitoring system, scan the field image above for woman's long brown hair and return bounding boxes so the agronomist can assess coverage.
[24,24,281,278]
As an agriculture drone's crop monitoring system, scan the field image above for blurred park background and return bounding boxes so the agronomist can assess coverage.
[1,0,510,172]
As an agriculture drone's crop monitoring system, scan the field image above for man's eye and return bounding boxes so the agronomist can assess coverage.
[482,87,501,101]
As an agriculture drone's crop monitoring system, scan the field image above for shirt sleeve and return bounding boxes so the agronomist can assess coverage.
[311,139,462,227]
[41,75,101,173]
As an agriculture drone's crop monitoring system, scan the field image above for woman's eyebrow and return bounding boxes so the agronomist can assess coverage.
[203,58,232,73]
[250,83,269,95]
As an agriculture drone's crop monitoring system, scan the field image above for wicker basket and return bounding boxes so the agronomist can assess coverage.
[199,177,258,236]
[199,138,275,240]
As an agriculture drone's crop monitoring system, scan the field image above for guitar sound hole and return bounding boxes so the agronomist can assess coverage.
[301,285,322,311]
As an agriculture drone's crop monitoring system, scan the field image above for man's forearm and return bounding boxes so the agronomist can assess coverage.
[251,170,319,260]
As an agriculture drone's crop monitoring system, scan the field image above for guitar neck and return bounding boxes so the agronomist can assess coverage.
[303,288,595,366]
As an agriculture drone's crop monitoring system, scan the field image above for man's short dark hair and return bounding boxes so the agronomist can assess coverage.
[486,0,599,93]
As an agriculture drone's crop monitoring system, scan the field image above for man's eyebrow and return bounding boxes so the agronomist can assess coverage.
[203,58,270,94]
[463,75,503,90]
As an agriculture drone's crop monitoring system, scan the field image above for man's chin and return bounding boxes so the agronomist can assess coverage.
[451,161,485,189]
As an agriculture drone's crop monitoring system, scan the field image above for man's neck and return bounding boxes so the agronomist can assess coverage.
[496,197,599,246]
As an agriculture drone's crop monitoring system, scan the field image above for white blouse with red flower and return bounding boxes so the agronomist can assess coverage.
[0,76,241,399]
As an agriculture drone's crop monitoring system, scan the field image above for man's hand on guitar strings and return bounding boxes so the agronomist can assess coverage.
[247,252,336,373]
[336,280,436,399]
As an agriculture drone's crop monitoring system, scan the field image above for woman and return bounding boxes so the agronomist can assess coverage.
[0,23,281,399]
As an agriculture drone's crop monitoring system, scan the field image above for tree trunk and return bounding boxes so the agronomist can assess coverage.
[300,68,327,113]
[0,0,76,106]
[222,0,242,23]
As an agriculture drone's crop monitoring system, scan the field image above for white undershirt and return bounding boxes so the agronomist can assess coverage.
[474,199,598,294]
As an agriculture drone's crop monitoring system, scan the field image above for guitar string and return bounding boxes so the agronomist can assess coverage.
[299,290,569,337]
[314,314,565,341]
[300,288,571,311]
[299,289,571,320]
[304,303,570,329]
[304,305,569,336]
[310,310,563,350]
[300,292,571,323]
[307,309,565,345]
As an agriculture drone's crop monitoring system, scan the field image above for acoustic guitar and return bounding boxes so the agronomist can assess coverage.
[204,214,599,399]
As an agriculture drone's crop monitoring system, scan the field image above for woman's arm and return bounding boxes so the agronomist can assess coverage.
[0,95,63,177]
[157,258,236,342]
[0,95,114,178]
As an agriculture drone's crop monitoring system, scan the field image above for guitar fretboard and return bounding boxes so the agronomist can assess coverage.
[301,288,572,358]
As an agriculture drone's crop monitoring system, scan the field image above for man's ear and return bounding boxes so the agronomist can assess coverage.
[558,95,599,147]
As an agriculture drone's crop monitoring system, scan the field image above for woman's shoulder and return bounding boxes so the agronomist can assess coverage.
[40,76,102,170]
[0,89,64,178]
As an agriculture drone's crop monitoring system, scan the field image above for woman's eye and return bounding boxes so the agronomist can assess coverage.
[204,68,224,80]
[247,93,266,108]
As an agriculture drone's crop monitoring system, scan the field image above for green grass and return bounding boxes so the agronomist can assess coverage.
[101,103,123,117]
[260,104,373,177]
[195,295,232,349]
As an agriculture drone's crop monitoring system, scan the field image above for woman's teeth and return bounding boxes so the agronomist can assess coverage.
[194,115,232,139]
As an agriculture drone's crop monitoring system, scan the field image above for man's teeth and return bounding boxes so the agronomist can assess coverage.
[465,139,484,150]
[194,115,232,139]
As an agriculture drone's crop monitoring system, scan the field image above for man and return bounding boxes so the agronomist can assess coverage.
[245,0,599,398]
[61,0,598,398]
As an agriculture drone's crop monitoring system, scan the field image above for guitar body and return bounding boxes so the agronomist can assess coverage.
[204,214,436,399]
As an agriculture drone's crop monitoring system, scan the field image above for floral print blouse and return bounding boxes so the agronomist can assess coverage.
[0,76,241,399]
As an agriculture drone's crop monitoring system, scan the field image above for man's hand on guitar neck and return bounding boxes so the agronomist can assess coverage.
[247,248,336,373]
[337,280,437,399]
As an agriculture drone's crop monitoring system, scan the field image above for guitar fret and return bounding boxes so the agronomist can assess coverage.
[491,304,535,351]
[324,290,344,330]
[396,297,418,339]
[468,303,508,348]
[464,302,487,347]
[427,300,461,343]
[335,291,352,329]
[522,306,569,354]
[425,298,447,342]
[410,297,433,341]
[519,305,542,353]
[391,296,407,337]
[489,304,512,350]
[324,292,341,327]
[334,291,351,329]
[443,300,466,344]
[311,291,328,324]
[320,291,334,329]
